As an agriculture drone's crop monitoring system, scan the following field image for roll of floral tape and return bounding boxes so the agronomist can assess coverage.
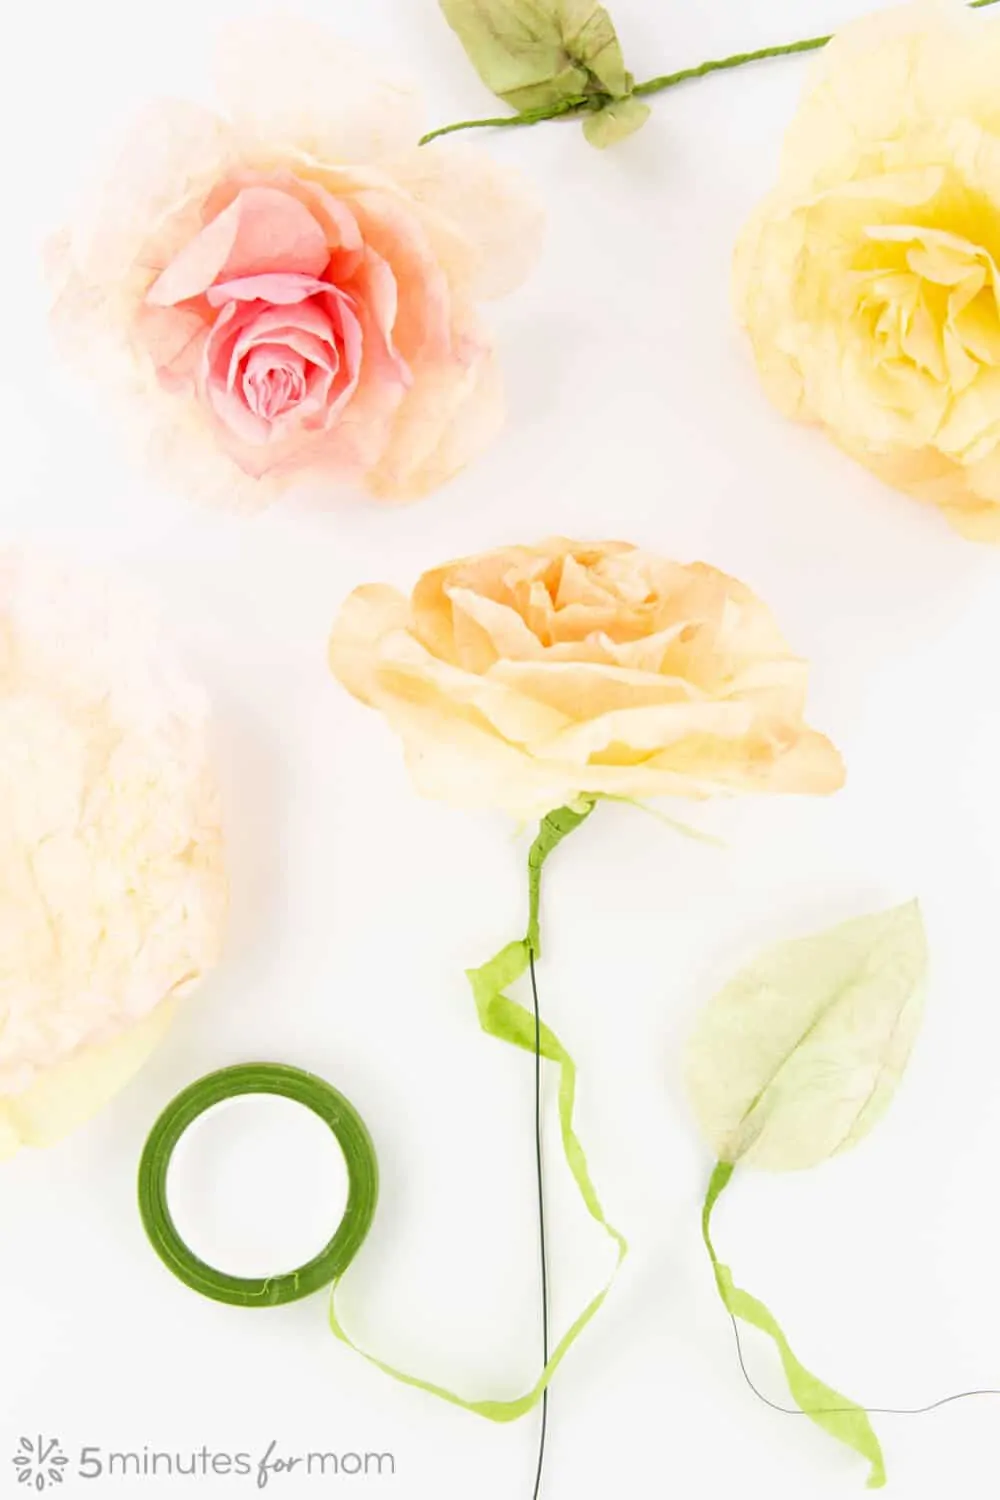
[138,1063,378,1307]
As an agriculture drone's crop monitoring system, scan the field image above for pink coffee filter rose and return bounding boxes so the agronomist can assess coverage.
[50,21,543,510]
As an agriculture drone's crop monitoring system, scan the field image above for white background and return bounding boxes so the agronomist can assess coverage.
[2,1,1000,1496]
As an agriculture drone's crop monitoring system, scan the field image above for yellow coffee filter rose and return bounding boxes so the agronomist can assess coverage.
[737,1,1000,540]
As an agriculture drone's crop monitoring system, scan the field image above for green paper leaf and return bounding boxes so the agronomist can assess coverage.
[686,902,927,1171]
[703,1163,886,1489]
[439,0,631,113]
[582,94,650,148]
[328,800,626,1419]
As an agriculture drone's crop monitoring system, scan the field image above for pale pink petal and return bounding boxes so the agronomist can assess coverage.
[63,101,238,286]
[133,304,209,388]
[355,248,400,355]
[383,143,545,300]
[346,190,451,363]
[51,25,527,510]
[201,288,371,472]
[369,320,503,499]
[214,19,424,164]
[147,188,329,306]
[229,298,343,356]
[255,326,339,372]
[206,374,271,446]
[202,298,255,386]
[242,345,306,419]
[205,271,332,308]
[323,298,365,417]
[285,181,366,282]
[203,299,344,399]
[202,171,367,283]
[291,366,338,428]
[224,289,365,418]
[303,306,411,479]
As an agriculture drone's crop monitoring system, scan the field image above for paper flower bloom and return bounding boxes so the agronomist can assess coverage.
[736,2,1000,542]
[0,555,226,1158]
[329,537,844,814]
[50,21,542,510]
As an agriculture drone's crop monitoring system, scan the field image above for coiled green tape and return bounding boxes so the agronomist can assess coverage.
[138,1063,379,1308]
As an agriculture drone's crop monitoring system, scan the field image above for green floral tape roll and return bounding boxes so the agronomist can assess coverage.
[138,1063,379,1308]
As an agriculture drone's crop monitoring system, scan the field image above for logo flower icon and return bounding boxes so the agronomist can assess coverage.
[12,1436,69,1490]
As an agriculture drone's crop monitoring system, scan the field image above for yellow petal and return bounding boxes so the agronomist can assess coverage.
[0,1002,175,1160]
[328,584,412,705]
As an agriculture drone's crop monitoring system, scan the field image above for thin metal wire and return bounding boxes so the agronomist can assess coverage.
[730,1315,1000,1418]
[528,950,550,1500]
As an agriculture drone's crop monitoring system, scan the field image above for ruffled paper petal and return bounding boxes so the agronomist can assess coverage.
[736,1,1000,539]
[0,1003,175,1160]
[369,335,504,499]
[0,554,227,1153]
[383,143,545,301]
[52,21,538,508]
[214,18,425,165]
[330,541,844,814]
[147,188,331,306]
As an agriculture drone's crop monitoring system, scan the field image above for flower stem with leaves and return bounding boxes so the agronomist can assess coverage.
[425,0,1000,148]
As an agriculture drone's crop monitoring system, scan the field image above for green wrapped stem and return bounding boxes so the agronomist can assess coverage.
[420,0,1000,145]
[702,1162,886,1489]
[330,798,627,1417]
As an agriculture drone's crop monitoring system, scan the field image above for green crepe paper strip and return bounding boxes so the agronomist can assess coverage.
[139,1063,379,1308]
[329,797,629,1419]
[702,1162,886,1490]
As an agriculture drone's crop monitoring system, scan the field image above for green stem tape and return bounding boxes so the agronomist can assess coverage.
[328,798,629,1420]
[702,1162,886,1489]
[138,1063,379,1308]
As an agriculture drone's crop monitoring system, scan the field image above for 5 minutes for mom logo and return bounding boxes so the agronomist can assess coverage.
[13,1436,70,1490]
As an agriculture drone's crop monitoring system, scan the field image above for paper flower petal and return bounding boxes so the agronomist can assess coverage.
[330,539,845,816]
[0,1003,176,1160]
[215,18,425,164]
[51,21,542,509]
[736,1,1000,539]
[384,144,545,301]
[0,554,227,1156]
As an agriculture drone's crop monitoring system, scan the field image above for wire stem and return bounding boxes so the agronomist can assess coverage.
[528,951,550,1500]
[522,800,595,1498]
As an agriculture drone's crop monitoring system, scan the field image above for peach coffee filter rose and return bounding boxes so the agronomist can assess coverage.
[50,21,543,510]
[329,538,844,816]
[737,2,1000,542]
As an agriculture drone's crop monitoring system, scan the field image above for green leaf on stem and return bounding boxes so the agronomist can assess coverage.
[439,0,649,145]
[583,94,651,147]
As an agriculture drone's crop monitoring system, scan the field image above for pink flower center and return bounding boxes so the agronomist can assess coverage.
[241,344,308,420]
